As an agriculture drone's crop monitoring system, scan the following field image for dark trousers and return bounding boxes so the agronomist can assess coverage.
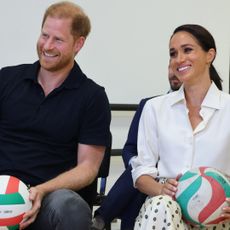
[95,166,147,230]
[27,189,92,230]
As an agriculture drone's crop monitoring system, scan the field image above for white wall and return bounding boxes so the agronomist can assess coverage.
[1,1,230,148]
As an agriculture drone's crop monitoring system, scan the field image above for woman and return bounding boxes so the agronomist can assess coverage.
[131,24,230,229]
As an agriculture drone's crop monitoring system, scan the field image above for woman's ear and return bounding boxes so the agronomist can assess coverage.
[207,48,216,64]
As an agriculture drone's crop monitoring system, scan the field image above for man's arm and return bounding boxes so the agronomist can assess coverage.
[20,144,105,229]
[37,144,105,193]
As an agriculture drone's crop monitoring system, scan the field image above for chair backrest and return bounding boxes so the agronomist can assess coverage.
[93,132,112,206]
[98,133,112,178]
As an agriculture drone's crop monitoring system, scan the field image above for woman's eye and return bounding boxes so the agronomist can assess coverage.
[169,51,176,58]
[184,47,192,53]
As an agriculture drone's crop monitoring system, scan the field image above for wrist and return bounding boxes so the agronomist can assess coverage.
[35,184,50,197]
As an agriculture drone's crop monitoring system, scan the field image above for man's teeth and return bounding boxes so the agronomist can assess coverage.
[44,52,56,57]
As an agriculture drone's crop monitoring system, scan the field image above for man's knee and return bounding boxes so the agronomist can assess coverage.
[36,189,92,230]
[46,189,90,213]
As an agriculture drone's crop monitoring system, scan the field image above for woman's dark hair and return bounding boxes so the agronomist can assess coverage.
[172,24,222,90]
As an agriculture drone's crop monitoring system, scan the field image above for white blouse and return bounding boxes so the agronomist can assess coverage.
[131,83,230,185]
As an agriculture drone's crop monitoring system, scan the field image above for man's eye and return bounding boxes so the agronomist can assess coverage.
[56,38,63,43]
[42,33,48,39]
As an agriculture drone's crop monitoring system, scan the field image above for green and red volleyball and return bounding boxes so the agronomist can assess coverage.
[175,167,230,227]
[0,175,32,230]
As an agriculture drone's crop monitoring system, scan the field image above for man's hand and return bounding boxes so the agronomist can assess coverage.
[19,186,45,229]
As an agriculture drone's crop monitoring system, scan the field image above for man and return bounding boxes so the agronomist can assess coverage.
[92,66,181,230]
[168,65,182,92]
[0,2,110,230]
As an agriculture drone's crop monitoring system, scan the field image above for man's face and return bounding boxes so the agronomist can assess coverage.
[37,16,78,72]
[168,67,182,91]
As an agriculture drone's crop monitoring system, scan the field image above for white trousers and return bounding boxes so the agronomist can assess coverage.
[134,195,230,230]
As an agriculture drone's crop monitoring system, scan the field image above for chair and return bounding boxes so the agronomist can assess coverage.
[94,138,112,206]
[93,133,112,230]
[77,133,112,214]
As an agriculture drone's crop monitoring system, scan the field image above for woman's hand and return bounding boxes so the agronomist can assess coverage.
[220,198,230,221]
[19,186,45,229]
[160,178,178,197]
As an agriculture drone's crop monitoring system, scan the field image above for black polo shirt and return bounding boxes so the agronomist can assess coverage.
[0,61,111,187]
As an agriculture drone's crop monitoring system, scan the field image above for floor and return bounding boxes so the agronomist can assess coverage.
[94,156,125,230]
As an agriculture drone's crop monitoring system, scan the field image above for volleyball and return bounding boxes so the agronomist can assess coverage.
[0,175,32,229]
[175,167,230,227]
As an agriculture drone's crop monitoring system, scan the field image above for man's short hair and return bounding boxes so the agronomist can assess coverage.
[42,1,91,38]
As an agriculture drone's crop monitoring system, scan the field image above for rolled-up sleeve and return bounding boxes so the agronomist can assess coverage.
[131,100,159,185]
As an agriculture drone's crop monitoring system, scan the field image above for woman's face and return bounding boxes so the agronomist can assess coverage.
[169,31,214,85]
